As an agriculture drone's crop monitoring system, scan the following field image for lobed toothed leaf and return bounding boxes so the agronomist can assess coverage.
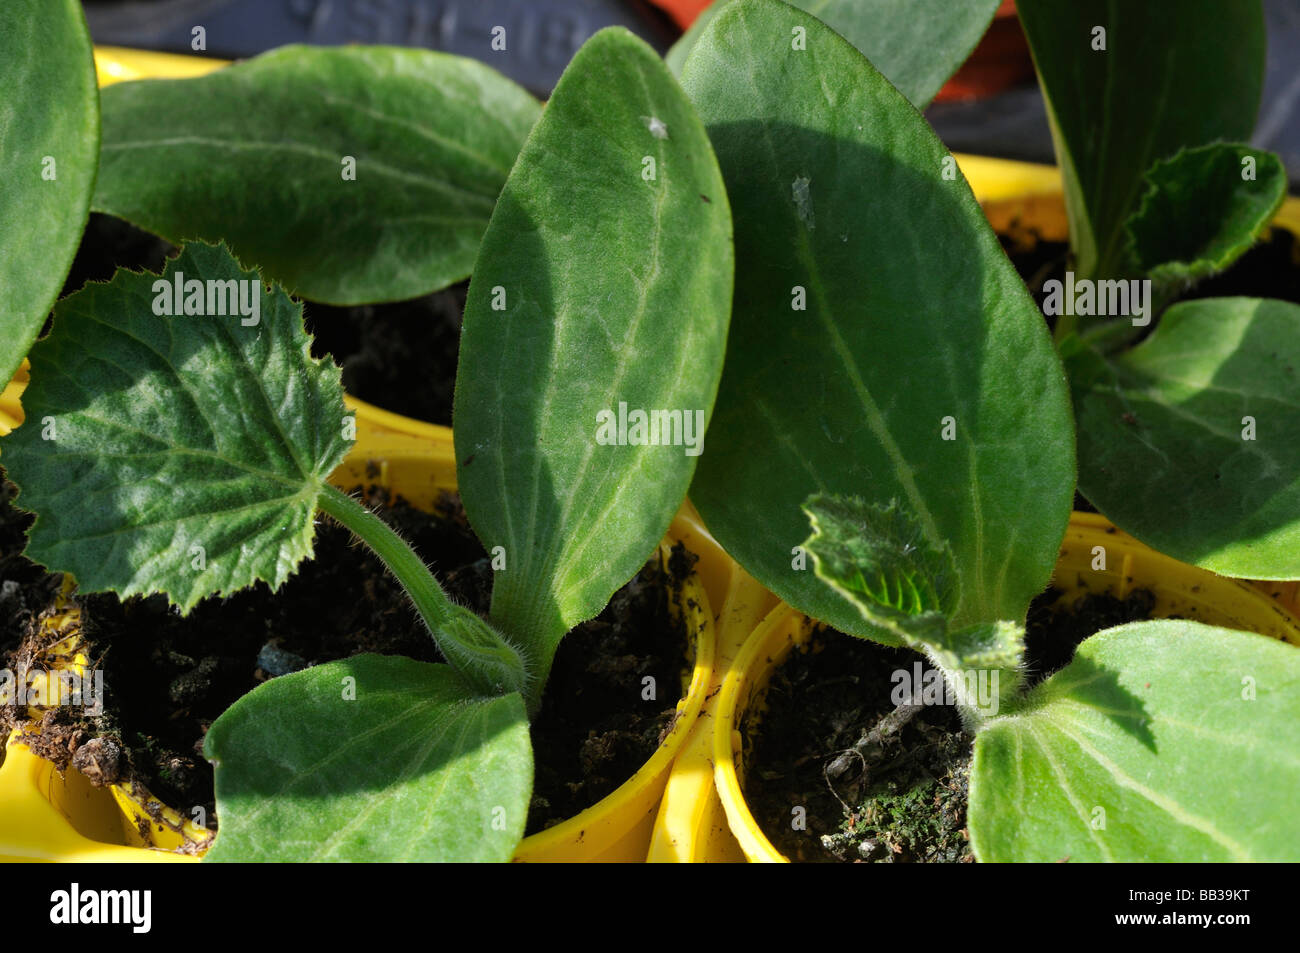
[1017,0,1265,280]
[3,242,352,610]
[1125,143,1286,286]
[803,494,956,644]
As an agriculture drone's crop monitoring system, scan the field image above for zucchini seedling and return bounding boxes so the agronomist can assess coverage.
[3,28,733,861]
[681,0,1300,861]
[1016,0,1300,579]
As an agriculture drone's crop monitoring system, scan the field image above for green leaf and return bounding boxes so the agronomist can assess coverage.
[2,242,352,610]
[0,0,99,386]
[1068,297,1300,579]
[970,621,1300,862]
[804,495,1025,720]
[942,620,1027,687]
[454,27,733,691]
[683,0,1075,641]
[203,655,531,862]
[1125,144,1286,286]
[93,46,539,305]
[1017,0,1265,280]
[803,494,956,644]
[667,0,1000,109]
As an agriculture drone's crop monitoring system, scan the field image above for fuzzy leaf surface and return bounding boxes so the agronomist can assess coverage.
[1017,0,1265,279]
[684,0,1074,641]
[803,494,956,644]
[1126,144,1286,286]
[0,0,99,385]
[94,45,539,304]
[804,495,1025,712]
[1068,297,1300,578]
[970,621,1300,862]
[3,243,352,610]
[667,0,1000,108]
[203,655,531,862]
[454,28,732,684]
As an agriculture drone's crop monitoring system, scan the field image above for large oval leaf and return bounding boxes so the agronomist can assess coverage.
[0,0,99,385]
[1017,0,1265,280]
[683,0,1074,639]
[2,243,351,610]
[970,621,1300,862]
[1067,297,1300,578]
[454,28,733,684]
[667,0,1000,109]
[204,655,531,862]
[93,46,539,305]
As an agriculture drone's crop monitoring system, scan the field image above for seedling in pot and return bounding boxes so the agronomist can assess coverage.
[3,28,734,861]
[679,0,1300,861]
[801,493,1300,861]
[1015,0,1300,578]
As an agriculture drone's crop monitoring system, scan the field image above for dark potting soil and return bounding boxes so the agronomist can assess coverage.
[60,214,464,426]
[303,288,465,426]
[0,477,690,838]
[0,480,59,654]
[746,585,1156,863]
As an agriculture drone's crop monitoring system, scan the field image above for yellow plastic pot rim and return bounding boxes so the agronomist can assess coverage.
[0,414,720,862]
[712,511,1300,863]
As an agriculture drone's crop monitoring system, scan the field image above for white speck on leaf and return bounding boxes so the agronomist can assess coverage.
[792,176,815,230]
[643,116,669,140]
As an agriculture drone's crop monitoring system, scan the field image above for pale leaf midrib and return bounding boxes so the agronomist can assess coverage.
[237,694,445,827]
[731,11,946,553]
[100,136,497,209]
[1041,713,1252,860]
[315,88,515,179]
[1025,722,1115,861]
[311,701,467,861]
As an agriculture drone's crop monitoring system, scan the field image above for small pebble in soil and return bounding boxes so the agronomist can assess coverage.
[256,643,308,678]
[70,736,122,787]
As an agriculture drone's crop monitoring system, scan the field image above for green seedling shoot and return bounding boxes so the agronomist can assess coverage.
[4,27,733,862]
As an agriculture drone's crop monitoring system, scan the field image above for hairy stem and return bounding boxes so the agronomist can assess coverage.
[926,654,1024,733]
[317,485,529,699]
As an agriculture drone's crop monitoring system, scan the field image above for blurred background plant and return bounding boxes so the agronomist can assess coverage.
[79,0,1300,187]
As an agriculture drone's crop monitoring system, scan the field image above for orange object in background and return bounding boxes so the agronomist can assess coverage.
[932,0,1034,103]
[647,0,712,30]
